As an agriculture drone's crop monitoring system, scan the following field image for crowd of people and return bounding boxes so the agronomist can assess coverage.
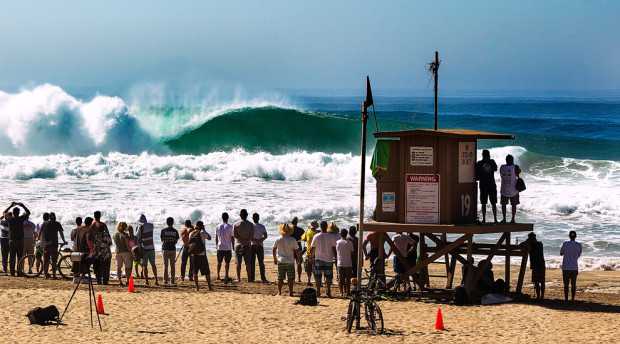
[0,201,582,300]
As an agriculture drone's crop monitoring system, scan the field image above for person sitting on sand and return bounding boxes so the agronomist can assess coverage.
[137,214,158,286]
[272,223,300,296]
[179,220,194,282]
[476,149,499,223]
[310,221,337,297]
[290,216,305,283]
[189,221,213,291]
[233,209,254,282]
[114,222,134,286]
[40,212,67,280]
[499,154,522,224]
[474,260,494,292]
[2,202,30,276]
[521,232,546,301]
[560,231,582,301]
[335,228,354,297]
[251,213,268,283]
[215,212,234,282]
[301,219,319,286]
[160,217,180,284]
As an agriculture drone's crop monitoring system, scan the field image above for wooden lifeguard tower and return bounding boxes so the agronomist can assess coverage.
[365,129,533,300]
[356,53,533,302]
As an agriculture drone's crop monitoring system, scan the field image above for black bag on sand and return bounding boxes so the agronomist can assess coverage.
[27,305,59,325]
[516,177,526,192]
[453,286,468,306]
[295,288,318,306]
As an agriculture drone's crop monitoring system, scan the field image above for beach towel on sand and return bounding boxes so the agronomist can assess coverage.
[370,140,391,178]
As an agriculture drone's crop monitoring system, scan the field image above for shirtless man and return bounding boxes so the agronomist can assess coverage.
[179,220,194,282]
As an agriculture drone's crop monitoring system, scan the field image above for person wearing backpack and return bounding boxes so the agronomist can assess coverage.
[189,221,213,291]
[40,212,67,280]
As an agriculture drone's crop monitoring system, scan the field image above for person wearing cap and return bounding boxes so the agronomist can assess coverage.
[301,220,320,286]
[250,213,268,283]
[272,223,300,296]
[310,221,338,297]
[290,216,305,283]
[233,209,254,282]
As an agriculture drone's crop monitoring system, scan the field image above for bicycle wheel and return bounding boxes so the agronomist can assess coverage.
[57,255,73,280]
[18,254,42,278]
[365,300,384,334]
[346,300,359,333]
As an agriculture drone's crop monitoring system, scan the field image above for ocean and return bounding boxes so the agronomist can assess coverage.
[0,84,618,271]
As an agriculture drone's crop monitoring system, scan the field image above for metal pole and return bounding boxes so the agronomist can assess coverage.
[434,51,439,130]
[356,101,368,290]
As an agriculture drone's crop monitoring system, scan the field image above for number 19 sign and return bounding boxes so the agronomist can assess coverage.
[405,174,440,224]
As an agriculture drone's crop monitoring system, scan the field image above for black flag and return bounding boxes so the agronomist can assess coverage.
[365,76,373,108]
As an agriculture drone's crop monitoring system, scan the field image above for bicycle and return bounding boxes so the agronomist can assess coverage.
[345,288,384,334]
[18,243,74,279]
[365,259,424,301]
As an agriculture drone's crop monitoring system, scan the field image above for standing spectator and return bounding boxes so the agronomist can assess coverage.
[346,225,359,281]
[301,220,320,286]
[72,217,94,283]
[91,211,112,285]
[190,221,213,291]
[251,213,268,283]
[160,217,180,284]
[290,216,305,283]
[113,222,133,286]
[499,154,522,223]
[70,217,82,251]
[34,213,49,275]
[179,220,194,282]
[0,215,9,273]
[215,212,234,282]
[310,221,337,297]
[233,209,254,282]
[387,231,416,289]
[476,149,499,223]
[521,232,546,301]
[560,231,582,301]
[362,231,383,271]
[40,212,67,279]
[2,202,30,276]
[336,229,354,296]
[136,214,158,285]
[127,225,142,279]
[272,223,300,296]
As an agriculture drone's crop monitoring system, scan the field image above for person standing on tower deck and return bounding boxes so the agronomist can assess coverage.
[251,213,268,283]
[560,231,582,301]
[215,212,234,282]
[499,154,522,223]
[233,209,254,282]
[476,149,499,223]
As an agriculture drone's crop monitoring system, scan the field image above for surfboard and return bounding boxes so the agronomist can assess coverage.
[481,293,513,305]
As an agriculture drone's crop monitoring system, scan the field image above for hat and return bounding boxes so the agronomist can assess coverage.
[279,223,294,236]
[327,222,339,234]
[308,219,319,230]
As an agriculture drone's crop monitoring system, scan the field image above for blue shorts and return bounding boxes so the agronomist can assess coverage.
[313,260,333,280]
[142,249,156,266]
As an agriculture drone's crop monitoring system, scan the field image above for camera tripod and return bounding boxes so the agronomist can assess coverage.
[56,264,102,331]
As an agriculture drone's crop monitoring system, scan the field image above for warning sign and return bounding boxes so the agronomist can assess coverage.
[405,174,440,224]
[382,192,395,212]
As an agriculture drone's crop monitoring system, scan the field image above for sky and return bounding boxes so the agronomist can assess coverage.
[0,1,618,93]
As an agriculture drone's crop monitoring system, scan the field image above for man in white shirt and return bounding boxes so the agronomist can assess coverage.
[251,213,268,283]
[335,229,354,297]
[215,212,234,282]
[310,221,337,297]
[387,232,416,289]
[22,218,37,274]
[272,223,300,296]
[560,231,582,301]
[499,154,522,224]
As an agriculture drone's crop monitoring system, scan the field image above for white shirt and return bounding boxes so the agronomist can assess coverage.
[23,220,36,240]
[215,222,234,251]
[274,235,298,264]
[252,223,267,246]
[500,164,518,197]
[311,232,336,263]
[392,233,415,259]
[35,222,44,245]
[70,226,79,250]
[560,240,582,271]
[336,239,354,268]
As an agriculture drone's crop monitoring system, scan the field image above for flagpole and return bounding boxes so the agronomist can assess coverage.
[357,100,368,291]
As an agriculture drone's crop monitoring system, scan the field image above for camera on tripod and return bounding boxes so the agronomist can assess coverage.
[70,252,95,266]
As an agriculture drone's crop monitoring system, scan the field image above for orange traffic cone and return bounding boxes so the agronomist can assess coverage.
[434,308,445,330]
[128,276,135,293]
[96,294,106,315]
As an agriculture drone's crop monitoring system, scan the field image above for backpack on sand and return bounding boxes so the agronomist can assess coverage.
[26,305,59,325]
[294,288,318,306]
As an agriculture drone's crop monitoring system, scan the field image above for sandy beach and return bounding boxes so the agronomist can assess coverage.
[0,254,618,343]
